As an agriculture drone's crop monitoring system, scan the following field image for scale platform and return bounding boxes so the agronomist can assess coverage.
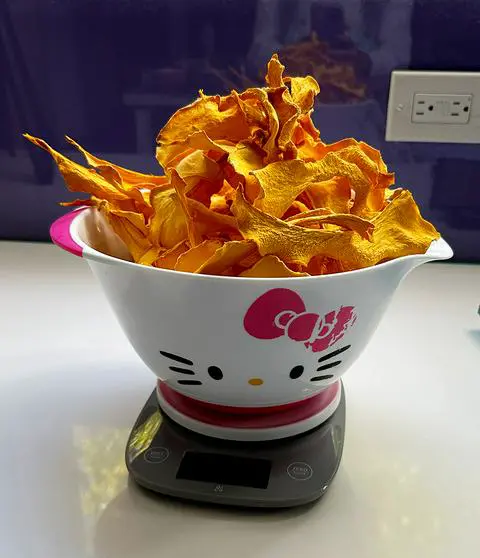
[126,385,345,508]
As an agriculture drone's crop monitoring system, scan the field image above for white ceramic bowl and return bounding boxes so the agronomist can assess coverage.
[51,207,453,408]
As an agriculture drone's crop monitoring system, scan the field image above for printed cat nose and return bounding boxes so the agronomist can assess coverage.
[248,378,264,386]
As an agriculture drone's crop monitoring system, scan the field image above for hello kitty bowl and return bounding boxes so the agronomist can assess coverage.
[51,207,453,411]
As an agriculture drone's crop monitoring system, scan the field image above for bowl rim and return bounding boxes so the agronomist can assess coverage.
[65,206,453,284]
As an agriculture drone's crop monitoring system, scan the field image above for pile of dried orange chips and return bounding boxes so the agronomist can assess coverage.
[25,54,439,278]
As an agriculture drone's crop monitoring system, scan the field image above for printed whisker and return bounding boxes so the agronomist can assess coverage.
[177,380,203,386]
[310,374,334,382]
[317,360,342,372]
[160,350,194,366]
[318,345,351,363]
[169,366,196,375]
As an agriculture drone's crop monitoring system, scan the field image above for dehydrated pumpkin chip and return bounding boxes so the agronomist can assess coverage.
[153,241,189,270]
[98,200,152,262]
[149,187,188,249]
[156,93,252,169]
[197,240,257,275]
[65,136,168,188]
[24,135,133,205]
[175,239,223,273]
[232,188,363,266]
[240,255,309,278]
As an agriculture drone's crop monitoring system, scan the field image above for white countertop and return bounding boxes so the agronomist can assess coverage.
[1,241,479,558]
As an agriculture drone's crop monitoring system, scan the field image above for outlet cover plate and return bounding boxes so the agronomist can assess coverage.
[386,71,480,144]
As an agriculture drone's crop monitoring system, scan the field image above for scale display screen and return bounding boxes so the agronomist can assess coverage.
[176,451,271,489]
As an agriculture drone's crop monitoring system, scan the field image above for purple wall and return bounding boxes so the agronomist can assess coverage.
[1,0,479,260]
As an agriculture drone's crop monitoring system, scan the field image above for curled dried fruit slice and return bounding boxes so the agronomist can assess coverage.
[287,212,374,240]
[153,241,189,270]
[24,135,134,206]
[156,93,251,169]
[265,54,285,88]
[175,239,223,273]
[170,169,239,247]
[138,246,165,267]
[149,188,188,249]
[268,86,299,155]
[253,147,392,218]
[197,240,257,275]
[339,189,440,270]
[174,149,224,206]
[240,255,309,278]
[282,200,311,220]
[286,76,320,114]
[241,87,279,161]
[284,208,333,221]
[232,189,354,266]
[188,198,239,240]
[98,200,152,262]
[252,159,311,218]
[304,177,354,214]
[224,143,263,201]
[174,150,222,192]
[81,206,134,262]
[170,169,238,246]
[65,136,167,187]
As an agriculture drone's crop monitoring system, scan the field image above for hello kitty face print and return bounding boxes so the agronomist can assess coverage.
[244,288,357,353]
[157,288,357,402]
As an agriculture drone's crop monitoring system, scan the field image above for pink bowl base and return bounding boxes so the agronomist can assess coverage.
[157,380,340,430]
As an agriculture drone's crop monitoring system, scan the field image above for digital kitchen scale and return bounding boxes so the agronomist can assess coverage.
[125,384,345,508]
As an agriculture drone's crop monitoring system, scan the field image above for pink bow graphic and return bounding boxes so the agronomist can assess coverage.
[244,288,356,352]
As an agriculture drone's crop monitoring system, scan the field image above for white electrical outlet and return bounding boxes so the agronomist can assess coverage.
[412,93,472,124]
[386,71,480,144]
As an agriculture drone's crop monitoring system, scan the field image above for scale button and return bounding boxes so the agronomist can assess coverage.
[287,462,313,481]
[144,447,170,464]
